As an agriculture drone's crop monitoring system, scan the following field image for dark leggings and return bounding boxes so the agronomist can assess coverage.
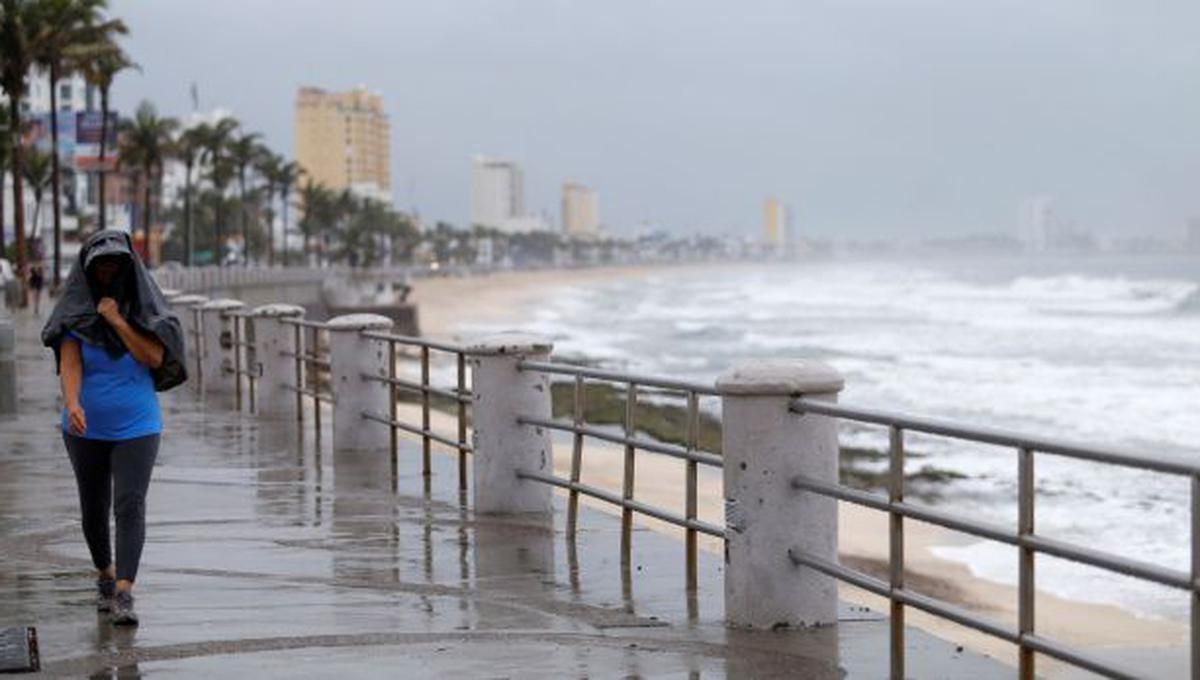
[63,433,160,582]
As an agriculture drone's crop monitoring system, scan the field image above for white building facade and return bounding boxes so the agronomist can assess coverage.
[470,155,545,233]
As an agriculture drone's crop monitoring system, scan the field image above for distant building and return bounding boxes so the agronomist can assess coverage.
[1019,196,1055,251]
[1,69,121,241]
[294,86,391,204]
[471,156,545,233]
[763,196,787,248]
[561,181,599,238]
[1188,219,1200,252]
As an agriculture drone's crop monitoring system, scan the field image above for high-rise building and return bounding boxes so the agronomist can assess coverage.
[763,196,786,248]
[561,181,599,238]
[294,86,391,204]
[1019,196,1056,251]
[471,155,545,232]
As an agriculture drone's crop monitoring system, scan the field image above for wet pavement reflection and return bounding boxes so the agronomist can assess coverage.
[0,315,1009,678]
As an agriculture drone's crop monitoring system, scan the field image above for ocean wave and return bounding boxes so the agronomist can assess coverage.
[1006,275,1199,315]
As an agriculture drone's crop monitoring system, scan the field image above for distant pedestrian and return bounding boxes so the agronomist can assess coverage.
[40,230,188,626]
[28,265,45,315]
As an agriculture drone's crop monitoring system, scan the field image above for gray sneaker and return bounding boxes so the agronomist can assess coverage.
[110,590,138,626]
[96,578,115,613]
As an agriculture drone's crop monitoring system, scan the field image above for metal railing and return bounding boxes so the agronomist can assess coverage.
[167,292,1196,676]
[514,360,723,579]
[223,308,257,412]
[787,397,1200,680]
[359,331,473,491]
[187,306,204,392]
[279,317,334,439]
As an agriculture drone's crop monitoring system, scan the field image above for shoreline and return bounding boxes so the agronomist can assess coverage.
[408,263,1188,673]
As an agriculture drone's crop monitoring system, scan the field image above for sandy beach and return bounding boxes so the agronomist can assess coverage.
[405,264,1187,674]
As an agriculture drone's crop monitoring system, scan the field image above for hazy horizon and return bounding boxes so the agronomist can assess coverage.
[109,1,1200,239]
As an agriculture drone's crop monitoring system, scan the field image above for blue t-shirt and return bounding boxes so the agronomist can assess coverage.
[61,331,162,441]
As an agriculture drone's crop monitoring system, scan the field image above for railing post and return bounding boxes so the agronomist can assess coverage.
[327,314,394,452]
[717,359,845,629]
[251,304,306,418]
[468,333,555,515]
[169,294,208,373]
[197,299,245,399]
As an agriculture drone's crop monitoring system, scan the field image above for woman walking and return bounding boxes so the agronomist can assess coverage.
[41,230,187,626]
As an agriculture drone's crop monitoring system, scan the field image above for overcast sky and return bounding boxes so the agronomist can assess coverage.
[109,0,1200,238]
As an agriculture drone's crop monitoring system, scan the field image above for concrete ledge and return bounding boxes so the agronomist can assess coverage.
[199,298,246,312]
[717,360,844,396]
[468,332,554,356]
[326,313,393,331]
[252,303,306,318]
[170,294,210,307]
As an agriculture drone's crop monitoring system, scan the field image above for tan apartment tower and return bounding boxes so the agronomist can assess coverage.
[763,196,786,248]
[561,181,599,238]
[294,86,391,203]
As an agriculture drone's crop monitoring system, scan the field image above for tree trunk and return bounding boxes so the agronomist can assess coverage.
[9,97,27,307]
[183,161,193,267]
[0,164,6,254]
[49,63,63,288]
[97,87,110,231]
[281,188,289,267]
[265,185,275,267]
[214,191,224,267]
[239,170,248,267]
[142,171,152,266]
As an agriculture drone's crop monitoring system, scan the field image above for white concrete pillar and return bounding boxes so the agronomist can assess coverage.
[327,313,394,452]
[717,360,845,629]
[197,298,245,396]
[169,294,208,378]
[468,333,555,515]
[251,303,306,418]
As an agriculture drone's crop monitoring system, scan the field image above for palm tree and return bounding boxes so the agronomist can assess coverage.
[298,179,336,266]
[32,0,126,286]
[1,0,38,302]
[275,160,302,266]
[174,124,210,266]
[227,131,262,266]
[22,146,51,240]
[118,100,177,266]
[200,117,237,265]
[254,151,280,266]
[77,42,135,231]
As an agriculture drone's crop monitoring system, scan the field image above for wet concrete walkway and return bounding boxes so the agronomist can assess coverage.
[0,313,1009,678]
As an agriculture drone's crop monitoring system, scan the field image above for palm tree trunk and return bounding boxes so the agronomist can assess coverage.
[239,171,248,267]
[281,189,289,267]
[48,63,63,288]
[0,168,6,255]
[31,191,41,238]
[214,192,224,267]
[142,172,152,266]
[9,96,27,307]
[97,87,110,231]
[265,186,275,267]
[183,163,193,267]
